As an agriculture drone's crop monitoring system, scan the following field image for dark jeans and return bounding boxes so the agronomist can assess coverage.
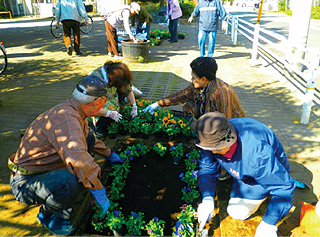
[169,17,179,42]
[62,20,81,53]
[9,131,95,219]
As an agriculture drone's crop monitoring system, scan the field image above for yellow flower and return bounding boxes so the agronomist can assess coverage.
[163,117,169,125]
[178,120,183,125]
[170,119,176,124]
[154,112,158,117]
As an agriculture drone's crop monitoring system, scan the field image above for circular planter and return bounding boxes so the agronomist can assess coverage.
[121,39,150,63]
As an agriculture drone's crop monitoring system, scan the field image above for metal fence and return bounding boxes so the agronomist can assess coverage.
[224,14,320,124]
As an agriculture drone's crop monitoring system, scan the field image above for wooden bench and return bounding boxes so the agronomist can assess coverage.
[0,11,12,19]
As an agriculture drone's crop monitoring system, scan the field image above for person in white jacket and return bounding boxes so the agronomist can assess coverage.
[55,0,89,56]
[104,2,140,59]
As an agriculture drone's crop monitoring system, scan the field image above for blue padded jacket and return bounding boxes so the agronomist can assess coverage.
[191,0,227,31]
[197,117,296,225]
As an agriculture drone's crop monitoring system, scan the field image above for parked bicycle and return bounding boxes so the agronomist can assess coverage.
[0,42,7,75]
[50,16,94,38]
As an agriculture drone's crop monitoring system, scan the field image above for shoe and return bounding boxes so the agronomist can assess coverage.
[67,45,73,56]
[108,52,114,57]
[114,55,123,60]
[37,211,74,236]
[74,51,84,56]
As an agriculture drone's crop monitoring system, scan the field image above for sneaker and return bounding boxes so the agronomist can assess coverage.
[108,52,114,57]
[67,45,73,56]
[114,55,123,60]
[37,211,74,236]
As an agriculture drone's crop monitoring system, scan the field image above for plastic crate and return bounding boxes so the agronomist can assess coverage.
[171,110,193,125]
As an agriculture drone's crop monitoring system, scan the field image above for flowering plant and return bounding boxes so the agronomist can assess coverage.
[173,204,197,237]
[181,187,200,204]
[180,171,198,188]
[126,211,146,236]
[128,116,143,134]
[153,142,167,157]
[105,210,126,231]
[145,217,166,236]
[170,142,184,158]
[184,151,200,171]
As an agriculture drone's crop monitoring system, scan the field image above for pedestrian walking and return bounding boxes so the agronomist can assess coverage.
[166,0,182,43]
[188,0,228,57]
[131,7,153,40]
[55,0,89,56]
[195,112,296,237]
[104,2,140,59]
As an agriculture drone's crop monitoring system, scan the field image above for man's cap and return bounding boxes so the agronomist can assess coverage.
[195,112,237,150]
[76,75,111,98]
[130,2,140,14]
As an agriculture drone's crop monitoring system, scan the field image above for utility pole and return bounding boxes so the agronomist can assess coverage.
[286,0,313,71]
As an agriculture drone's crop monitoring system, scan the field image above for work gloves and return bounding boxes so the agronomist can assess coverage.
[197,196,214,232]
[106,110,123,123]
[131,103,138,118]
[188,16,193,23]
[143,102,159,115]
[255,220,278,237]
[141,22,147,29]
[222,20,228,31]
[90,187,110,218]
[106,151,124,166]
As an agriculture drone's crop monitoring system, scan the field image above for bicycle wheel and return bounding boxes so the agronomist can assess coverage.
[80,16,93,34]
[0,44,7,75]
[50,18,63,38]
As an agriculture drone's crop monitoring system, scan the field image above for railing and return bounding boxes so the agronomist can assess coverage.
[224,14,320,124]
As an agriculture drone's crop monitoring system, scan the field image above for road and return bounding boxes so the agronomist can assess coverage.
[225,6,320,49]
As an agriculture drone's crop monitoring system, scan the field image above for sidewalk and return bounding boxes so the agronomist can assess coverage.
[0,17,319,236]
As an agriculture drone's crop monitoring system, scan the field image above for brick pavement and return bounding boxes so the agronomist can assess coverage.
[0,16,319,236]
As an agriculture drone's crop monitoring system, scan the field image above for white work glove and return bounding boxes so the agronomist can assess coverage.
[142,102,159,115]
[197,196,214,233]
[131,103,138,118]
[129,33,135,41]
[255,220,278,237]
[106,110,123,123]
[141,22,147,29]
[222,20,228,31]
[188,16,193,23]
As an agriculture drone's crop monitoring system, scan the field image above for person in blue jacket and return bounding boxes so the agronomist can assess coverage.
[188,0,228,57]
[194,112,296,237]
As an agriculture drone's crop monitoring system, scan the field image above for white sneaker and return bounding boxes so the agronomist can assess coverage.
[114,55,123,60]
[108,52,114,57]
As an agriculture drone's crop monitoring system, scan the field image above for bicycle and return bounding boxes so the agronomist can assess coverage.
[0,42,7,75]
[50,16,94,38]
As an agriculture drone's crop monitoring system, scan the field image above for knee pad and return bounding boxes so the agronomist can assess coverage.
[227,197,267,220]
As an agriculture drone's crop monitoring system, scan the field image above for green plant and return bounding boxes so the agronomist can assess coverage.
[141,122,153,135]
[138,56,145,63]
[126,211,146,236]
[107,122,119,134]
[181,187,200,204]
[170,143,184,158]
[179,2,195,17]
[106,210,126,231]
[153,142,167,157]
[184,151,200,171]
[311,6,320,19]
[145,217,166,236]
[128,117,143,134]
[173,204,197,237]
[136,142,150,156]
